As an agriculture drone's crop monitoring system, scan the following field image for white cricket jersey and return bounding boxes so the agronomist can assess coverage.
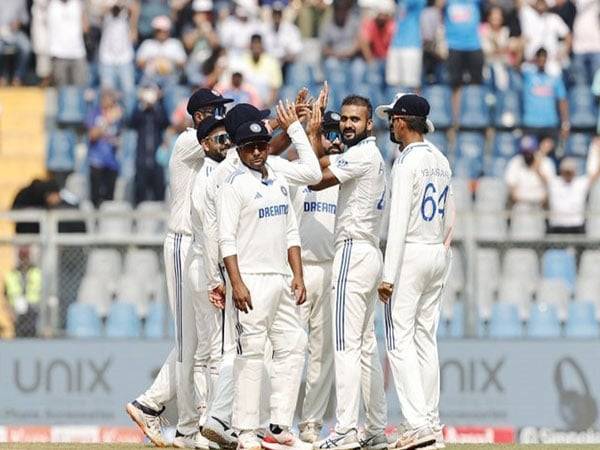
[382,141,453,284]
[167,128,205,235]
[190,157,219,257]
[218,164,300,275]
[328,136,387,248]
[292,185,338,263]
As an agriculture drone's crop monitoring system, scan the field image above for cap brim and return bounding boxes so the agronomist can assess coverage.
[236,135,272,146]
[208,97,235,105]
[375,104,393,120]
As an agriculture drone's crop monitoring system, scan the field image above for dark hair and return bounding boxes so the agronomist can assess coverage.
[250,33,263,43]
[202,45,224,75]
[535,47,548,58]
[341,95,373,119]
[403,116,429,135]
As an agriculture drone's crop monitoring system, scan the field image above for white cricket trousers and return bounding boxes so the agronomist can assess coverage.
[384,243,451,430]
[332,239,387,434]
[137,232,197,435]
[300,260,334,426]
[232,273,307,431]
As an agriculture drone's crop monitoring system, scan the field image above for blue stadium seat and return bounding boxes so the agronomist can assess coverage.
[66,303,102,338]
[448,302,465,338]
[459,85,491,129]
[489,303,522,338]
[493,131,519,159]
[542,249,577,291]
[493,90,522,129]
[422,85,453,129]
[57,86,86,125]
[145,301,173,339]
[286,63,314,91]
[454,132,485,178]
[485,155,510,177]
[565,133,592,158]
[46,128,77,172]
[105,302,141,338]
[565,302,599,338]
[527,303,561,338]
[163,84,191,118]
[569,85,598,129]
[426,132,449,153]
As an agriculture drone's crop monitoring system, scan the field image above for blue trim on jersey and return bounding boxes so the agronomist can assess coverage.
[335,239,353,351]
[174,233,183,362]
[218,264,227,356]
[384,299,395,350]
[225,168,245,185]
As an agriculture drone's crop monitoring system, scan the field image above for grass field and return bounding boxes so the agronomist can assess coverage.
[2,445,600,450]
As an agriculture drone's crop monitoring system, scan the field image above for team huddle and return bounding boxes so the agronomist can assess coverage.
[124,83,454,450]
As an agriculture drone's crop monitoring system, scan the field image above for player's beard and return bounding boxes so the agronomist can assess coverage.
[341,127,368,147]
[389,127,402,145]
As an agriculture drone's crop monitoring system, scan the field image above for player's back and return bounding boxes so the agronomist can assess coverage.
[398,141,452,244]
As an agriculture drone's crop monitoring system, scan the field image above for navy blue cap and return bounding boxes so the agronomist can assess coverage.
[196,116,225,142]
[234,121,271,145]
[390,94,430,117]
[224,103,270,136]
[322,110,341,129]
[187,88,233,115]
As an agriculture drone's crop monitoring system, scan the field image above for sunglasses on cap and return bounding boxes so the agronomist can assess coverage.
[323,129,342,142]
[199,104,226,118]
[240,141,269,152]
[205,132,231,145]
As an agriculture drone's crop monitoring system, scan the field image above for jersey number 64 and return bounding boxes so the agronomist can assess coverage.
[421,183,449,221]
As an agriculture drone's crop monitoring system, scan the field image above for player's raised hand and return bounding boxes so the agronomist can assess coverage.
[307,103,322,139]
[295,87,309,105]
[291,276,307,306]
[276,100,299,131]
[317,81,329,112]
[377,282,394,304]
[232,281,253,313]
[208,284,226,310]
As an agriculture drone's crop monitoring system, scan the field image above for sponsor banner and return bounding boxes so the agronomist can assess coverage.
[519,427,600,444]
[444,426,515,444]
[6,426,51,442]
[99,426,144,443]
[0,426,145,443]
[50,425,99,443]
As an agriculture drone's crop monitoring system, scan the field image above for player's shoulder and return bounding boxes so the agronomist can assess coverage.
[172,128,199,152]
[224,167,247,186]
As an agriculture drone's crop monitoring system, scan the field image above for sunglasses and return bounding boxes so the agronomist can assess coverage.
[206,132,231,145]
[323,129,342,142]
[240,141,269,152]
[199,104,226,119]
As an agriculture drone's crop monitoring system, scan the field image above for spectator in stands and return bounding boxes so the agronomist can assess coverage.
[481,6,512,91]
[386,0,423,91]
[218,4,264,60]
[216,71,262,107]
[535,145,600,233]
[136,15,186,88]
[264,2,303,82]
[0,293,15,339]
[519,0,571,77]
[238,33,282,107]
[47,0,89,87]
[522,47,570,141]
[86,89,123,207]
[421,0,447,84]
[31,0,51,86]
[320,0,365,107]
[571,0,600,86]
[137,0,170,41]
[505,135,556,208]
[182,0,220,86]
[442,0,484,123]
[0,0,31,86]
[98,0,139,98]
[130,84,169,205]
[3,246,41,337]
[550,0,576,30]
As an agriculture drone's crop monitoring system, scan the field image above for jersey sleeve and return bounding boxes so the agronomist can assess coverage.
[329,146,370,184]
[218,181,243,260]
[382,157,416,284]
[286,195,301,249]
[202,181,223,289]
[177,130,206,164]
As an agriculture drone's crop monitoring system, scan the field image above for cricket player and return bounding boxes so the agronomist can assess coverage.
[126,89,233,449]
[295,110,343,443]
[376,94,454,450]
[201,102,321,449]
[310,96,388,450]
[218,119,307,450]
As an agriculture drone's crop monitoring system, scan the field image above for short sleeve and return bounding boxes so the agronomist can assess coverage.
[555,76,567,99]
[329,147,370,184]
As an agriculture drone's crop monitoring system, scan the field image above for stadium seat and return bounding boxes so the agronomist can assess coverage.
[64,172,88,202]
[574,276,600,304]
[586,216,600,239]
[163,84,191,119]
[66,303,103,338]
[448,301,465,338]
[116,274,150,317]
[503,248,540,290]
[578,250,600,279]
[542,249,577,291]
[589,184,600,212]
[475,177,507,211]
[476,212,508,241]
[493,90,521,129]
[46,128,77,173]
[509,206,545,241]
[286,63,315,92]
[565,302,599,338]
[124,248,160,277]
[454,132,485,179]
[476,281,495,321]
[459,85,491,129]
[569,85,598,130]
[536,279,571,321]
[136,201,166,236]
[422,85,453,129]
[498,278,532,320]
[145,301,173,338]
[485,155,510,177]
[476,248,501,290]
[147,276,167,303]
[426,132,449,153]
[565,133,592,158]
[105,302,142,338]
[527,303,561,338]
[56,86,86,125]
[451,178,471,211]
[76,275,113,317]
[85,248,122,293]
[488,302,522,338]
[492,132,519,159]
[97,201,133,236]
[441,285,458,323]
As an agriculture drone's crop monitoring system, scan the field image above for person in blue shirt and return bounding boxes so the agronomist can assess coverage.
[522,47,570,141]
[386,0,426,90]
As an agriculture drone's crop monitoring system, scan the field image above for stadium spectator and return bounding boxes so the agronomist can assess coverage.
[98,0,139,97]
[519,0,571,76]
[0,0,31,86]
[386,0,424,91]
[3,246,41,338]
[216,71,263,107]
[570,0,600,86]
[263,2,303,82]
[505,136,556,208]
[218,4,264,59]
[481,6,512,91]
[522,47,570,140]
[130,84,169,205]
[136,15,186,88]
[86,89,123,207]
[182,0,220,86]
[238,33,282,107]
[421,0,447,84]
[442,0,484,123]
[550,0,576,30]
[137,0,170,41]
[31,0,51,86]
[47,0,89,87]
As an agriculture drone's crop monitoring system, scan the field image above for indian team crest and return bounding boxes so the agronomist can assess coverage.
[250,123,262,133]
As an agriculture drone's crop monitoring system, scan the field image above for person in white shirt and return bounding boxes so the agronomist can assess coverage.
[571,0,600,85]
[126,89,233,449]
[295,110,343,443]
[263,2,303,80]
[136,15,187,87]
[47,0,89,86]
[218,5,265,60]
[376,94,454,450]
[310,95,388,450]
[218,119,307,450]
